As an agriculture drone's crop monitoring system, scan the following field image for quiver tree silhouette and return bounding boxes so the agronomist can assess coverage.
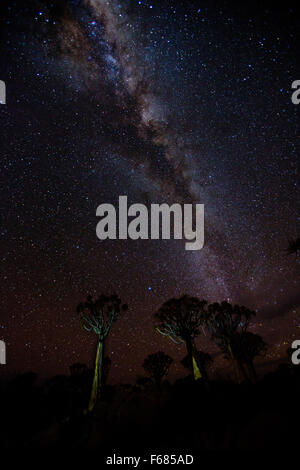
[142,351,173,387]
[155,295,208,383]
[205,301,255,383]
[77,294,128,412]
[286,237,300,256]
[227,332,267,382]
[181,350,213,382]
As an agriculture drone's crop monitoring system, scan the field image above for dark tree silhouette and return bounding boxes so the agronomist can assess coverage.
[286,237,300,255]
[228,332,267,382]
[205,301,255,383]
[136,376,153,388]
[77,294,128,412]
[142,351,173,386]
[155,295,208,382]
[181,350,213,381]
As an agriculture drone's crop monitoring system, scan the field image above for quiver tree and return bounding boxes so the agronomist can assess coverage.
[229,332,267,382]
[155,295,208,383]
[142,351,173,387]
[205,301,255,383]
[77,294,128,412]
[102,356,112,387]
[181,350,213,382]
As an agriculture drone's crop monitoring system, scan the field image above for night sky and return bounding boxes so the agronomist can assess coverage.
[0,0,299,382]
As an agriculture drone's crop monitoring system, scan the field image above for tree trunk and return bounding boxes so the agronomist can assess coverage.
[88,339,104,412]
[155,375,162,389]
[186,337,202,381]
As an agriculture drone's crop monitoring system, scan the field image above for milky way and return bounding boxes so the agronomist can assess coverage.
[0,0,299,382]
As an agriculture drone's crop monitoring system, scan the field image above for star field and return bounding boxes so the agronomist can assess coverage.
[0,0,299,382]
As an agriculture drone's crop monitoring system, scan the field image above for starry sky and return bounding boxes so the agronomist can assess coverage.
[0,0,299,382]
